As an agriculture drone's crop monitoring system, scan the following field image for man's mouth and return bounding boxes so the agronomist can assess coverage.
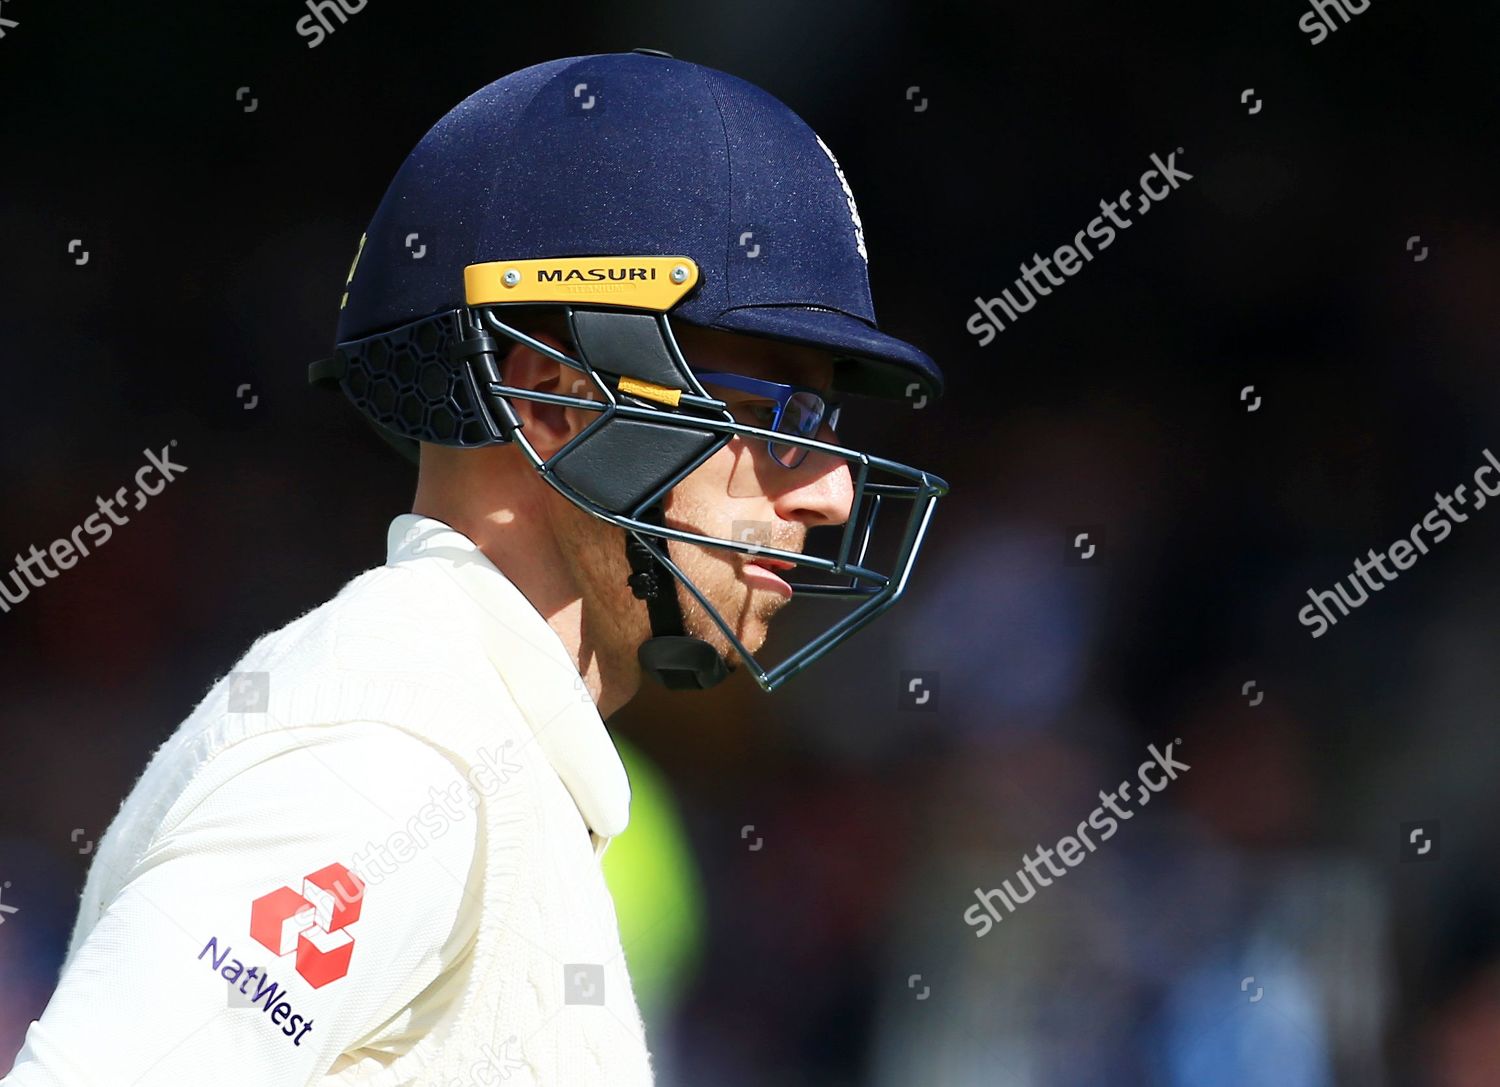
[743,556,796,599]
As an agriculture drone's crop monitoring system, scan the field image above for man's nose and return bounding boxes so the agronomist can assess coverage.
[773,435,854,528]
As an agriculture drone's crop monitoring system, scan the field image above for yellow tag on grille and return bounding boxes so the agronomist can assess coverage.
[617,375,683,406]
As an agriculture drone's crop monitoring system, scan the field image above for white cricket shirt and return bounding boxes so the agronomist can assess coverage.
[1,514,653,1086]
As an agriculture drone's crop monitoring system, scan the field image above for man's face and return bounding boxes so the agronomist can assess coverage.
[659,323,856,665]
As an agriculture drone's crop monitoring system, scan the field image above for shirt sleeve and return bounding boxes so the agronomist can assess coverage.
[1,722,481,1087]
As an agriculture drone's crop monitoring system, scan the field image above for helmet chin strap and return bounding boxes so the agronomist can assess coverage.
[623,505,730,691]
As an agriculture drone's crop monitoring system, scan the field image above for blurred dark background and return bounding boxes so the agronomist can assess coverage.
[3,2,1499,1084]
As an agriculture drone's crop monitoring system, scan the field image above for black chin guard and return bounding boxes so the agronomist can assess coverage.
[624,505,729,690]
[637,636,730,691]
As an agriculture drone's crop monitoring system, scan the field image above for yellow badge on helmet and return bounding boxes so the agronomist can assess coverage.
[465,256,699,312]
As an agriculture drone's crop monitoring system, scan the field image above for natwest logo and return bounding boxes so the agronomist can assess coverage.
[250,862,364,988]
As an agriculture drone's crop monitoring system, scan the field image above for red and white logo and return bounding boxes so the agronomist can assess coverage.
[250,862,364,988]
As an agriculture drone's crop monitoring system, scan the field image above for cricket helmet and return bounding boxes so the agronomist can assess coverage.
[311,50,948,692]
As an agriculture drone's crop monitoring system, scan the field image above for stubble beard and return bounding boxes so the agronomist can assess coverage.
[554,489,797,679]
[663,490,799,664]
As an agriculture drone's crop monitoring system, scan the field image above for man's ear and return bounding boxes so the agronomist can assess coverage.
[501,332,598,457]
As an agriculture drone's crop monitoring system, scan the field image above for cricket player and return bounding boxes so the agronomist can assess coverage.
[2,50,947,1085]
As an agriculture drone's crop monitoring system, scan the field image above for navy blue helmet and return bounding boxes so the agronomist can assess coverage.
[311,50,948,691]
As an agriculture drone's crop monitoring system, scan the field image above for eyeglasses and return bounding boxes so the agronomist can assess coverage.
[692,371,842,469]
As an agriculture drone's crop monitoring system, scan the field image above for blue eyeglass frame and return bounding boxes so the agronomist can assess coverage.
[691,371,843,468]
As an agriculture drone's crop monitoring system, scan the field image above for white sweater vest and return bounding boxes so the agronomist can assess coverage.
[64,515,654,1086]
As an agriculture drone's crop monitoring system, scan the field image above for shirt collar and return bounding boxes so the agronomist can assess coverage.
[385,513,631,840]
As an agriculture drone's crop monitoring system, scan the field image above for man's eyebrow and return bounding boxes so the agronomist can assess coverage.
[766,358,836,391]
[692,355,834,392]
